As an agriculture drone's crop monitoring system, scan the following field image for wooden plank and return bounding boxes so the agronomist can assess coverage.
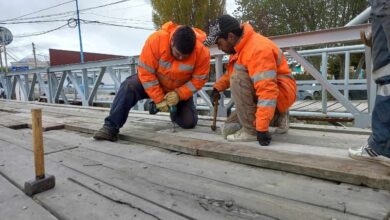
[291,100,313,109]
[0,174,58,220]
[0,100,220,128]
[290,100,319,111]
[65,122,203,155]
[290,123,372,135]
[0,101,388,190]
[0,99,371,134]
[0,126,80,154]
[44,129,390,220]
[0,140,199,220]
[156,129,363,158]
[63,121,390,191]
[196,142,390,191]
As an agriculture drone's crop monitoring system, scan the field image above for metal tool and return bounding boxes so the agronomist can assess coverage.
[24,109,55,196]
[149,101,177,133]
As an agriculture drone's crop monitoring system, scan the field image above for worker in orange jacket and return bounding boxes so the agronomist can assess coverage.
[205,15,296,146]
[94,22,210,142]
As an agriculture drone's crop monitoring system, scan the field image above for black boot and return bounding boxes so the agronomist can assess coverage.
[93,126,119,142]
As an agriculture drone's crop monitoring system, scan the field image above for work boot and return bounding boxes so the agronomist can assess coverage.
[93,126,119,142]
[221,123,241,139]
[274,111,289,134]
[226,128,256,142]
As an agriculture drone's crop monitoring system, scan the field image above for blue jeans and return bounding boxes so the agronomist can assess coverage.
[369,91,390,157]
[368,11,390,157]
[104,74,198,131]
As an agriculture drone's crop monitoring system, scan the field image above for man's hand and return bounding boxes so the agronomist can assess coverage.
[156,100,169,112]
[211,88,221,106]
[257,131,272,146]
[165,91,180,106]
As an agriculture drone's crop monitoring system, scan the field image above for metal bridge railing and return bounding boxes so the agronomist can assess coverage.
[0,24,373,128]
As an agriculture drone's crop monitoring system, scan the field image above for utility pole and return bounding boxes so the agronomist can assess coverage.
[0,46,3,70]
[32,42,38,68]
[1,31,8,72]
[75,0,84,63]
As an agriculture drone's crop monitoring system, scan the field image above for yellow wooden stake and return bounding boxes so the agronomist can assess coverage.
[31,108,45,178]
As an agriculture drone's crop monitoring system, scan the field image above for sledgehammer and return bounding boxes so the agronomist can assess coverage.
[24,109,55,196]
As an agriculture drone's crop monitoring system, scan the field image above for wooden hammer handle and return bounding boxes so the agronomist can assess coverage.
[211,98,219,131]
[31,109,45,178]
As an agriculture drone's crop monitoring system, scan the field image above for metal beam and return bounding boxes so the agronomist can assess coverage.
[49,57,134,72]
[270,24,370,48]
[108,67,121,92]
[54,71,67,103]
[67,71,87,105]
[287,48,360,115]
[88,67,106,105]
[345,7,371,26]
[35,72,49,101]
[10,76,17,99]
[82,69,89,101]
[15,75,28,101]
[28,74,37,101]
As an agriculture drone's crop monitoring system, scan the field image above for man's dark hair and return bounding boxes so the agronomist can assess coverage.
[172,26,196,55]
[219,28,243,40]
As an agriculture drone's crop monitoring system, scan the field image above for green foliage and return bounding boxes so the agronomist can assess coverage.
[0,67,6,73]
[234,0,368,36]
[151,0,226,32]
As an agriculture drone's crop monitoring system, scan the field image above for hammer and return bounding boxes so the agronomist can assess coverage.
[24,109,55,196]
[211,96,219,131]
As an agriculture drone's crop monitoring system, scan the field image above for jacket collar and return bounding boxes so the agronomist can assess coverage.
[234,23,255,53]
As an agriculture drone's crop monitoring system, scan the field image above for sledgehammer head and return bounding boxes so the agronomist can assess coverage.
[24,174,55,196]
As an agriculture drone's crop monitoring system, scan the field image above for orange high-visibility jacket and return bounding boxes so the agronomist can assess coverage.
[137,22,210,104]
[214,23,296,132]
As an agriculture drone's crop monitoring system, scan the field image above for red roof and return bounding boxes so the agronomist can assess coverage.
[49,49,127,66]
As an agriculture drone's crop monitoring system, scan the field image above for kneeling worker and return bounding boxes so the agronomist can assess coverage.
[94,21,210,141]
[205,15,296,146]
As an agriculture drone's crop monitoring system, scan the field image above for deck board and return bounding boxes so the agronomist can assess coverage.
[0,100,389,219]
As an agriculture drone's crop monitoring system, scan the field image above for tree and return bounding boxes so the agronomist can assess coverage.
[234,0,368,36]
[151,0,226,32]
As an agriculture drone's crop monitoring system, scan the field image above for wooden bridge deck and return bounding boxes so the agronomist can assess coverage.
[0,100,389,220]
[291,100,369,113]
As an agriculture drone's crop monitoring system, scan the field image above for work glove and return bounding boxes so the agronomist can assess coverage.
[156,100,169,112]
[210,88,221,106]
[165,91,180,107]
[257,131,272,146]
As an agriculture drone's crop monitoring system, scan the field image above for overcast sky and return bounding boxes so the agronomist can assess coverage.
[0,0,237,64]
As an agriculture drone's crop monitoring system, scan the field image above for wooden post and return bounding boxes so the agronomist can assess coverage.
[31,108,45,179]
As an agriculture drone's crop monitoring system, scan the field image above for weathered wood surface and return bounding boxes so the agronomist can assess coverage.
[0,99,389,219]
[0,173,58,220]
[291,100,368,113]
[1,126,389,219]
[0,100,388,190]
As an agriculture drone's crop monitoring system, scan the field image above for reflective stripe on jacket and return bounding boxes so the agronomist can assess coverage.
[137,21,210,103]
[214,23,296,132]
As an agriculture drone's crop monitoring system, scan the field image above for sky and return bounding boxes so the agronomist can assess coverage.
[0,0,237,65]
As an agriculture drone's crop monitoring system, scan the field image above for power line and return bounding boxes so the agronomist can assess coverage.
[81,19,154,30]
[80,0,132,12]
[14,24,68,38]
[6,51,19,62]
[0,19,70,25]
[0,0,75,22]
[0,11,75,22]
[85,12,153,23]
[2,0,133,22]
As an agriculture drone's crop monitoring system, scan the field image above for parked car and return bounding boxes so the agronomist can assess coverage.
[297,90,314,100]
